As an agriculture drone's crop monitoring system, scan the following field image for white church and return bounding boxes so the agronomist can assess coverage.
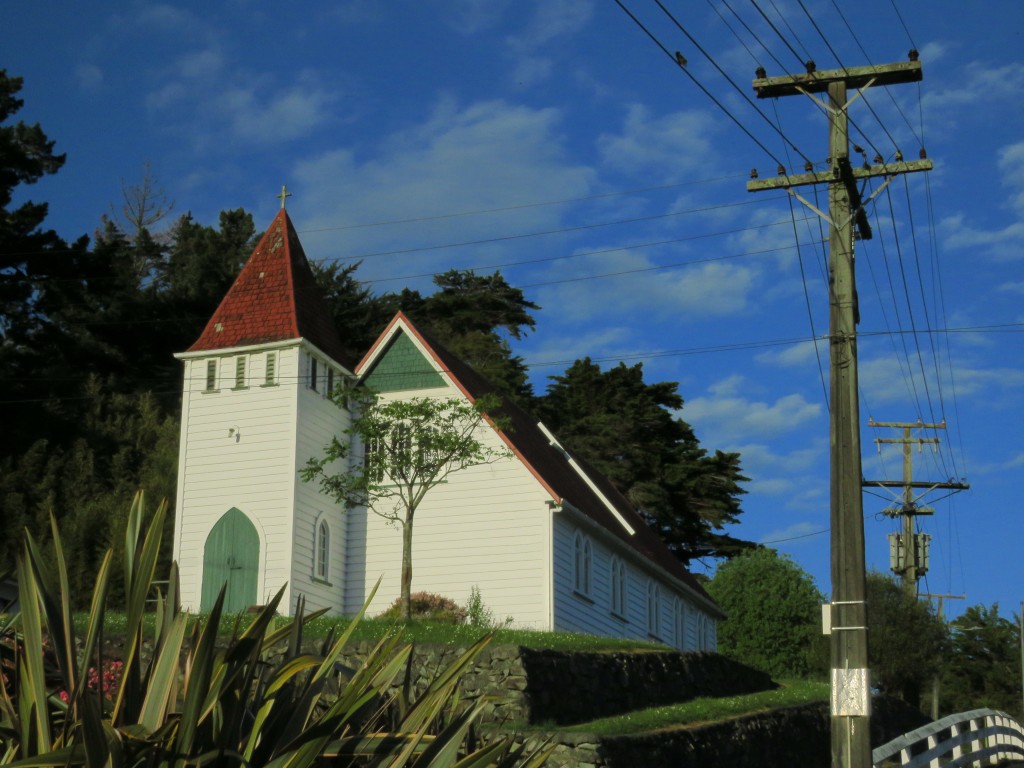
[172,208,722,651]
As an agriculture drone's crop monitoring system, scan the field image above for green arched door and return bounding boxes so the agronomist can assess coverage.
[201,508,259,613]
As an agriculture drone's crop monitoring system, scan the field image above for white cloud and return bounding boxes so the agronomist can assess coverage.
[291,97,595,277]
[858,354,1024,406]
[75,63,103,90]
[221,79,338,143]
[683,379,824,445]
[597,104,719,182]
[997,280,1024,294]
[443,0,513,34]
[534,251,758,324]
[756,339,825,367]
[506,0,592,51]
[926,62,1024,111]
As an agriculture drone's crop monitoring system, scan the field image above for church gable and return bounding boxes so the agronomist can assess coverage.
[362,331,445,392]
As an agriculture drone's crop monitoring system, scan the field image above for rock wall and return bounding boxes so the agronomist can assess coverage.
[335,644,775,727]
[509,696,930,768]
[518,649,775,725]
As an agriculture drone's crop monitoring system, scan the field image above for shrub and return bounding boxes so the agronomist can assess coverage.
[0,492,549,767]
[380,591,467,624]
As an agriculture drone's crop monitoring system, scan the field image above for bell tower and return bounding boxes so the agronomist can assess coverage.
[173,208,353,615]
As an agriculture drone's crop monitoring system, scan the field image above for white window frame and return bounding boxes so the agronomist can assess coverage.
[234,356,247,389]
[610,555,627,618]
[573,531,592,597]
[647,580,662,638]
[264,351,277,386]
[205,359,218,392]
[674,598,688,651]
[314,518,330,582]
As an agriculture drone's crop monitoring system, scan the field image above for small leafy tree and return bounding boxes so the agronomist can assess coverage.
[707,547,827,678]
[304,387,512,621]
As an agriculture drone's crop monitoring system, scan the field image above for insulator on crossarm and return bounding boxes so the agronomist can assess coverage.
[755,66,767,79]
[874,154,883,164]
[777,164,786,175]
[908,49,919,62]
[919,148,928,159]
[805,60,816,73]
[804,161,813,172]
[895,150,903,161]
[750,168,759,179]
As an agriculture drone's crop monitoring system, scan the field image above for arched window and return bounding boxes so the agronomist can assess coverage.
[573,532,592,596]
[647,580,661,637]
[610,555,627,617]
[674,598,688,650]
[696,613,713,651]
[315,519,330,581]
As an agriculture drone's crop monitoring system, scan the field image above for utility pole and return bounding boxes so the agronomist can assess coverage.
[864,420,969,595]
[748,57,931,768]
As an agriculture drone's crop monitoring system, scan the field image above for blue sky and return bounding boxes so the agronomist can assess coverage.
[6,1,1023,620]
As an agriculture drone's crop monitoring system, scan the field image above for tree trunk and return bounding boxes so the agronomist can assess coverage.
[401,514,414,622]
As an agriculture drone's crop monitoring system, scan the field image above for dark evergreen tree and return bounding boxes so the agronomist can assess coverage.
[940,603,1021,718]
[536,358,751,563]
[866,572,949,710]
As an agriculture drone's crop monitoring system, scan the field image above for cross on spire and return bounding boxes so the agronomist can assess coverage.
[277,184,292,210]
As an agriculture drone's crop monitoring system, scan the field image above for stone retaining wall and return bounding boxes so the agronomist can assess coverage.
[506,696,930,768]
[336,644,775,727]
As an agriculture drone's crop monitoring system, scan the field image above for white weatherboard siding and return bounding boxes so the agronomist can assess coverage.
[551,513,713,650]
[290,350,351,615]
[174,347,301,612]
[347,386,552,628]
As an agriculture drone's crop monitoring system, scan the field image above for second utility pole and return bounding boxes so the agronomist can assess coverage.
[748,57,931,768]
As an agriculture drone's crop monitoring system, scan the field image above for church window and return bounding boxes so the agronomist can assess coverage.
[573,532,592,597]
[610,555,627,618]
[315,519,330,581]
[696,613,713,651]
[647,580,661,638]
[675,598,688,650]
[234,356,246,389]
[327,367,334,396]
[363,436,384,483]
[265,352,277,385]
[205,359,217,391]
[309,356,318,391]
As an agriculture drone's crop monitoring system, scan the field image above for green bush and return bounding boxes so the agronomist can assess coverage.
[707,547,827,679]
[0,492,548,767]
[380,592,468,624]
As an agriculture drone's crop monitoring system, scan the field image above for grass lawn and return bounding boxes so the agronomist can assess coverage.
[70,611,671,653]
[547,679,830,736]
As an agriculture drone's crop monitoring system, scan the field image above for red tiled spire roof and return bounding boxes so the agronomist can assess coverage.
[186,209,351,367]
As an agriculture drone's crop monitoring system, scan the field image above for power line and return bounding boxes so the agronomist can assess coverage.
[612,0,794,170]
[649,0,815,167]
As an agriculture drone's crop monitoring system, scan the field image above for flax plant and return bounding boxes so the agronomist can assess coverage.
[0,492,547,767]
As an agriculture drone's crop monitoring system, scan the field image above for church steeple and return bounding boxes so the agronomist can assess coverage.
[186,209,351,368]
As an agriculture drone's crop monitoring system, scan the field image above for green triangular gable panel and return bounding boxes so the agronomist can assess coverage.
[363,331,445,392]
